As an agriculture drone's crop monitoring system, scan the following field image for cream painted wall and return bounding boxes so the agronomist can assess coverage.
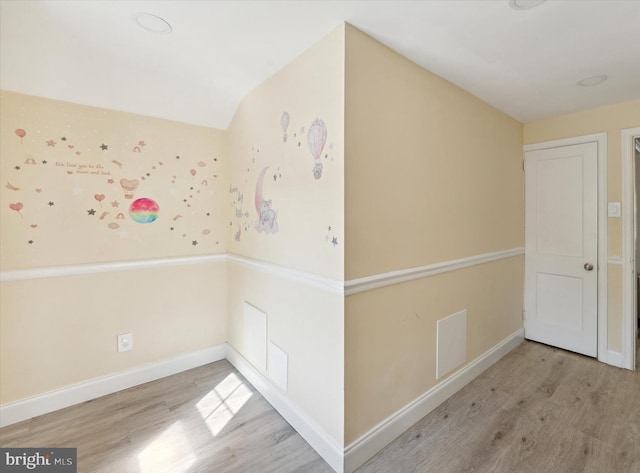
[0,91,229,269]
[0,91,230,403]
[227,26,344,280]
[524,99,640,353]
[345,257,523,443]
[0,263,227,403]
[344,26,523,280]
[343,25,524,444]
[225,26,345,447]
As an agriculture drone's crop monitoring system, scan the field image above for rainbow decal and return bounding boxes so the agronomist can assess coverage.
[129,198,159,224]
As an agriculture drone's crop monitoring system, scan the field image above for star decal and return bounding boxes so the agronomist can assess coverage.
[331,237,338,247]
[46,139,57,147]
[107,178,114,184]
[111,200,119,207]
[87,209,96,216]
[48,201,54,206]
[42,160,48,164]
[28,240,34,245]
[15,166,21,170]
[100,144,108,151]
[61,136,67,141]
[138,140,146,147]
[36,188,42,193]
[192,240,198,246]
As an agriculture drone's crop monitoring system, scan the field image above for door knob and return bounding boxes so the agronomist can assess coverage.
[584,263,594,271]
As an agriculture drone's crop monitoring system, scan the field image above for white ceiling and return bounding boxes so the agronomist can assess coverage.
[1,0,639,129]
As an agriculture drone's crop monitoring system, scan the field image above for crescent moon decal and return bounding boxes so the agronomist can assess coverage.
[255,166,269,214]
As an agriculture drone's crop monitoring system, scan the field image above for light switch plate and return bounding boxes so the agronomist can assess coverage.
[608,202,621,217]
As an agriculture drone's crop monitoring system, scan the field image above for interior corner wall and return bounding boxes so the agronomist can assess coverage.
[225,25,345,447]
[0,91,229,403]
[523,99,640,352]
[343,25,524,444]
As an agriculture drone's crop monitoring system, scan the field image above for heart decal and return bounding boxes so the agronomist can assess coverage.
[9,202,24,218]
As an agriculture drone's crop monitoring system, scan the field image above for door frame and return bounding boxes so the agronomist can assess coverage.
[524,132,608,365]
[621,127,640,370]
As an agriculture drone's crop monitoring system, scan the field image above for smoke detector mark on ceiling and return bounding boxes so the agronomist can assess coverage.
[509,0,546,10]
[577,75,608,87]
[133,12,172,34]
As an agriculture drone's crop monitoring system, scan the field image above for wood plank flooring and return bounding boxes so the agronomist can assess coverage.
[0,360,332,473]
[1,340,639,473]
[357,340,640,473]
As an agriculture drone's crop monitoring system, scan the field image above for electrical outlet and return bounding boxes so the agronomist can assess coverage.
[117,333,133,352]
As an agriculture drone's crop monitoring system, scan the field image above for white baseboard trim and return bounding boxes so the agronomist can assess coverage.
[604,349,624,368]
[0,345,226,428]
[343,328,525,473]
[225,344,344,473]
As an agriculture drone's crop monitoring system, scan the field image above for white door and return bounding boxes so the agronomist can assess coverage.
[524,142,598,357]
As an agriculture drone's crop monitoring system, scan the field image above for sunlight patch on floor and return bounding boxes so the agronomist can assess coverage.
[138,421,196,473]
[196,372,254,436]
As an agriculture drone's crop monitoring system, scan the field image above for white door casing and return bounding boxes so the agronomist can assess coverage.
[621,127,640,370]
[524,142,598,357]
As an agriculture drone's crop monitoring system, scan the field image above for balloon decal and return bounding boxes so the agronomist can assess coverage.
[281,111,290,142]
[119,178,139,199]
[15,129,26,144]
[307,119,327,179]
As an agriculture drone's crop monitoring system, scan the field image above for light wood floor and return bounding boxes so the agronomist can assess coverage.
[1,340,639,473]
[0,360,332,473]
[358,339,640,473]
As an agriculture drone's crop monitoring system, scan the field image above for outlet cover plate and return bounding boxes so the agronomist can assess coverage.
[117,333,133,352]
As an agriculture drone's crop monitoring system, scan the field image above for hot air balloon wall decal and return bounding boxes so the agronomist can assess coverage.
[281,111,290,142]
[307,118,327,180]
[120,178,139,199]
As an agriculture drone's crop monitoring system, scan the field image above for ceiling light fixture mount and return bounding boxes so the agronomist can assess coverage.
[133,12,172,34]
[509,0,546,10]
[577,75,608,87]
